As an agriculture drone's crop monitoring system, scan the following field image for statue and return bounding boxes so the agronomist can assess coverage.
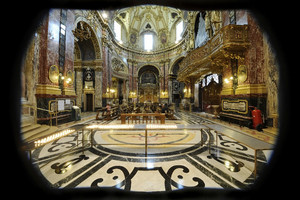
[211,11,222,34]
[232,73,238,95]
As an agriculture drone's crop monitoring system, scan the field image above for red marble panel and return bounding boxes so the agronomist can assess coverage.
[38,14,49,85]
[244,13,265,85]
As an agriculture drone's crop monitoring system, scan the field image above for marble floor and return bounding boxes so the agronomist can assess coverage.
[31,111,273,192]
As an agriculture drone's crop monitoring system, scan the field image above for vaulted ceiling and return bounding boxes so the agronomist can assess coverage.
[114,5,184,35]
[108,5,188,50]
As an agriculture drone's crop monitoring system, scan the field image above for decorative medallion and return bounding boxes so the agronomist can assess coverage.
[66,70,74,85]
[49,65,59,83]
[130,33,137,44]
[238,65,247,83]
[160,32,167,44]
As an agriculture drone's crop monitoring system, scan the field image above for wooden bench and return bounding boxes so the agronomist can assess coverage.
[96,108,106,120]
[120,113,165,124]
[96,107,119,120]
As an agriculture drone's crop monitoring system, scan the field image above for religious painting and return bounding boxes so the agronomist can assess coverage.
[160,32,167,44]
[130,33,137,44]
[141,71,157,84]
[49,65,59,83]
[238,65,247,83]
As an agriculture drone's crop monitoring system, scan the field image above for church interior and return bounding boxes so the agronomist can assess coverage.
[19,5,279,194]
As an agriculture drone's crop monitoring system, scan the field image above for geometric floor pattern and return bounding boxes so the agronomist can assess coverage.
[31,111,273,192]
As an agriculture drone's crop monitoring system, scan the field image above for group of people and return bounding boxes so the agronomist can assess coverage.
[103,102,176,120]
[105,103,171,114]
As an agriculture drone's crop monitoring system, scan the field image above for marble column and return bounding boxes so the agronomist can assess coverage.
[122,79,126,102]
[74,64,83,108]
[125,80,129,102]
[94,60,103,109]
[168,79,173,104]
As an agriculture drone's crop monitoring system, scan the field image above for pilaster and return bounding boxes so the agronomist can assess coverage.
[74,66,83,107]
[95,63,103,109]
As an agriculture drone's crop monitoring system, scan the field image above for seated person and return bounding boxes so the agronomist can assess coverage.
[155,106,162,113]
[103,103,111,120]
[106,103,111,111]
[161,103,169,113]
[144,106,152,113]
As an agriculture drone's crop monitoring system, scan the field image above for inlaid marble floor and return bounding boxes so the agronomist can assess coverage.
[31,111,273,192]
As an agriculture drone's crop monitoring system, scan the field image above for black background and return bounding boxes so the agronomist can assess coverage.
[6,0,294,199]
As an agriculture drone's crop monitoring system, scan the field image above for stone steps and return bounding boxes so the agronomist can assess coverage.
[21,123,58,143]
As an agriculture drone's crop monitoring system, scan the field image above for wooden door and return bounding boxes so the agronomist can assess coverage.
[86,94,93,111]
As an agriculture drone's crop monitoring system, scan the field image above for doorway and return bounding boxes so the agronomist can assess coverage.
[86,94,93,111]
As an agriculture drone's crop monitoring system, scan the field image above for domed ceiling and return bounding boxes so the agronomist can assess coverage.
[108,5,187,51]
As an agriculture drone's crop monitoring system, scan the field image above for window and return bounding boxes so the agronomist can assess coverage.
[144,34,153,51]
[229,10,236,24]
[114,20,121,41]
[176,20,183,42]
[59,9,67,68]
[203,74,219,87]
[60,24,66,36]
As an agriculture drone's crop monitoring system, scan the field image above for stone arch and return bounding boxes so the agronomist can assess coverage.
[169,56,185,107]
[137,65,160,103]
[138,65,160,84]
[169,56,185,75]
[137,63,161,77]
[73,20,103,110]
[73,21,101,60]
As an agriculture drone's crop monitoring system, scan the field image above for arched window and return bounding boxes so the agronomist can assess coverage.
[176,20,183,42]
[144,33,153,51]
[114,20,121,42]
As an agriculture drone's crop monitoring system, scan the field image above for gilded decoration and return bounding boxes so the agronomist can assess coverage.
[49,65,59,83]
[111,58,129,79]
[178,24,249,82]
[112,5,187,53]
[235,84,267,95]
[72,21,93,41]
[36,84,61,95]
[112,58,125,72]
[73,21,101,60]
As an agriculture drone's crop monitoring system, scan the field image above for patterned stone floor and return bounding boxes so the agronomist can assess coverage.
[31,111,274,192]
